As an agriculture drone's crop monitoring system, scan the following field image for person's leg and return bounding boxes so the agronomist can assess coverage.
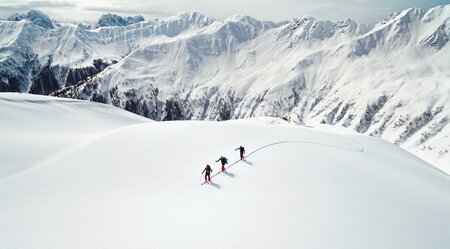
[222,164,225,172]
[207,173,211,181]
[205,173,207,181]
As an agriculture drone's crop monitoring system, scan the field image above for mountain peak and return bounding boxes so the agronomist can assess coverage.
[7,10,54,29]
[177,11,204,18]
[336,18,358,34]
[175,11,215,26]
[380,7,427,25]
[338,18,356,26]
[224,14,261,24]
[97,13,145,27]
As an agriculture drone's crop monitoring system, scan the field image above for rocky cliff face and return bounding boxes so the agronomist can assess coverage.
[1,7,450,169]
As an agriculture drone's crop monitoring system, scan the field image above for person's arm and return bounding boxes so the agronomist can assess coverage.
[235,148,238,150]
[215,159,219,162]
[202,168,206,174]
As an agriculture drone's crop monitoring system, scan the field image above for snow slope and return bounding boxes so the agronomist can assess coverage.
[1,93,449,249]
[0,93,149,178]
[2,7,448,171]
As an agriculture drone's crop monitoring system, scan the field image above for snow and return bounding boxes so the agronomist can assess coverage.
[1,93,449,249]
[1,6,449,174]
[7,10,55,29]
[97,13,145,28]
[0,93,149,179]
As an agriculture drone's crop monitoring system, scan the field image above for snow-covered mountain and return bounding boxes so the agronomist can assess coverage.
[0,6,449,170]
[97,13,145,28]
[6,10,55,29]
[1,93,449,249]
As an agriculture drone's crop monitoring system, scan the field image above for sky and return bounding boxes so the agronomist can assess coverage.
[0,0,449,24]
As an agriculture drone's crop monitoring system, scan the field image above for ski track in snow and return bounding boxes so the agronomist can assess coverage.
[202,140,365,185]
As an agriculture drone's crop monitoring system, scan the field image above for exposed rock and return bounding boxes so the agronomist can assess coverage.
[418,116,449,145]
[29,64,61,95]
[7,10,55,29]
[356,95,389,133]
[395,106,444,145]
[162,98,185,121]
[97,13,145,27]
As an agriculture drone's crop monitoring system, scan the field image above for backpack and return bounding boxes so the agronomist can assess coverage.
[223,157,228,164]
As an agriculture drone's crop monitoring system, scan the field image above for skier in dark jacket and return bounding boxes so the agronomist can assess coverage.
[202,164,213,182]
[235,146,245,160]
[216,156,228,172]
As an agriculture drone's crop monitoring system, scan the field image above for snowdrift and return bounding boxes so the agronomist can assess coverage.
[1,93,449,249]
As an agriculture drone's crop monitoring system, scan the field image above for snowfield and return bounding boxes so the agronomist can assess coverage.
[1,6,449,172]
[0,93,149,178]
[1,93,449,249]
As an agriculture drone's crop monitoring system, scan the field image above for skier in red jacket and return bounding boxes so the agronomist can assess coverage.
[202,164,213,182]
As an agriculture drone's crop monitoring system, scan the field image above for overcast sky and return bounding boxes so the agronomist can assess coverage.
[0,0,449,23]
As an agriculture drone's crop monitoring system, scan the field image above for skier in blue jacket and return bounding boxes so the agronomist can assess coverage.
[216,156,228,172]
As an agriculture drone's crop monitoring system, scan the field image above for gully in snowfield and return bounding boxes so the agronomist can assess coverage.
[216,156,228,172]
[202,164,213,182]
[235,146,245,160]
